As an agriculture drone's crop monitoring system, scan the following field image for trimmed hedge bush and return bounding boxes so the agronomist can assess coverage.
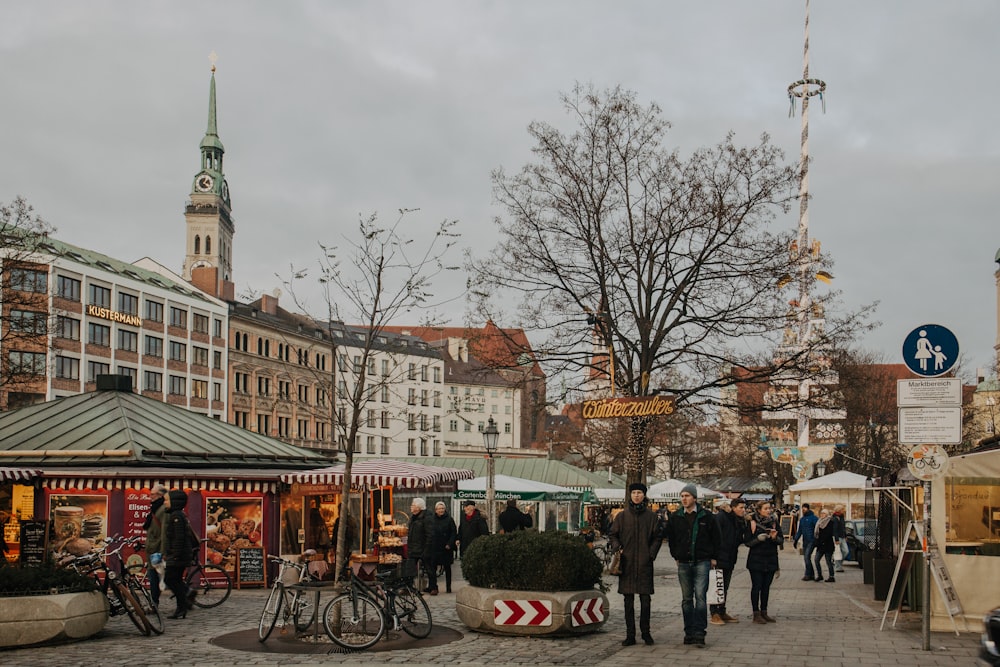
[0,560,97,596]
[461,531,603,592]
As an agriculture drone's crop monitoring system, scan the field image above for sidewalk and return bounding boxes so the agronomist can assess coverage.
[0,549,981,666]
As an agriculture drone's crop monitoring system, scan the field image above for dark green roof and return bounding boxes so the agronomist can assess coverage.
[386,456,625,491]
[0,389,336,468]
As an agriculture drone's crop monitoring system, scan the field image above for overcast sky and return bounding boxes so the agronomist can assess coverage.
[2,1,998,376]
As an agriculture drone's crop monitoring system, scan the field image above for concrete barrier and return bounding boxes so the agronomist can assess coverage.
[0,591,108,647]
[455,586,608,637]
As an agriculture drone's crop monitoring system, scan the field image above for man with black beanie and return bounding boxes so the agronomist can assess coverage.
[608,482,662,646]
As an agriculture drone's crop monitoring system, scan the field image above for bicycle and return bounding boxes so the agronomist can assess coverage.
[128,537,231,609]
[258,552,321,641]
[110,536,164,634]
[322,563,431,651]
[58,535,152,636]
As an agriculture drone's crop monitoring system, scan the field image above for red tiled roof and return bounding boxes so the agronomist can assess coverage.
[380,321,543,377]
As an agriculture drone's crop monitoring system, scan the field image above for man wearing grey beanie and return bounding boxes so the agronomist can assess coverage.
[662,482,721,648]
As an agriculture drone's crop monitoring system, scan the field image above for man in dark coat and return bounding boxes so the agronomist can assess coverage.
[457,500,489,557]
[164,490,195,619]
[663,483,721,648]
[498,499,532,533]
[426,501,458,594]
[608,482,662,646]
[407,498,431,587]
[710,498,747,625]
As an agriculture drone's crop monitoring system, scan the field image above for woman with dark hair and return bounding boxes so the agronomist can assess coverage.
[164,490,195,619]
[744,501,783,624]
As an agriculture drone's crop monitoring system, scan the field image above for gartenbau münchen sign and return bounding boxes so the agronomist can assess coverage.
[86,304,141,327]
[581,395,676,419]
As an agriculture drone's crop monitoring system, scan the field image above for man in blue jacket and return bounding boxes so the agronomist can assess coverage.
[792,503,818,581]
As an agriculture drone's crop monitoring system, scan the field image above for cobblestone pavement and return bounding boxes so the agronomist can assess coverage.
[1,549,982,666]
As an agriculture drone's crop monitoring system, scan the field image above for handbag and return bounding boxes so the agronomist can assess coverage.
[608,550,622,576]
[706,568,726,605]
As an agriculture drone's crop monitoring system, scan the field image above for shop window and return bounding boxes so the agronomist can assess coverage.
[946,478,1000,556]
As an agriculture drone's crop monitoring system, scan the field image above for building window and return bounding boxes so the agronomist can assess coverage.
[297,383,309,404]
[464,422,472,432]
[258,376,271,396]
[433,367,441,383]
[278,416,290,438]
[407,438,416,456]
[87,323,111,347]
[168,341,186,362]
[433,390,441,408]
[420,365,428,382]
[316,388,326,406]
[234,372,249,393]
[420,389,428,407]
[257,414,270,434]
[366,436,376,454]
[234,411,249,429]
[118,292,139,316]
[317,422,326,441]
[408,388,416,405]
[117,365,137,389]
[368,357,376,375]
[381,437,390,455]
[145,300,163,322]
[382,359,389,376]
[353,437,361,454]
[143,370,162,392]
[168,375,186,395]
[408,414,416,430]
[8,351,46,376]
[191,379,208,399]
[192,313,209,334]
[10,310,46,335]
[55,356,80,380]
[87,360,110,382]
[169,307,187,328]
[297,419,309,439]
[57,276,81,301]
[10,267,48,293]
[433,439,441,456]
[408,363,416,380]
[367,410,376,428]
[338,353,348,371]
[420,438,428,456]
[504,422,512,434]
[213,350,222,369]
[381,385,389,403]
[213,382,222,401]
[213,318,222,338]
[278,380,291,399]
[192,346,209,367]
[420,414,428,431]
[88,284,111,308]
[117,329,138,352]
[433,415,441,432]
[352,355,362,373]
[381,411,390,428]
[449,420,458,432]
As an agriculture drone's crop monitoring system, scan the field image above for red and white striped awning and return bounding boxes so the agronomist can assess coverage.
[0,467,42,483]
[280,460,475,489]
[40,476,276,493]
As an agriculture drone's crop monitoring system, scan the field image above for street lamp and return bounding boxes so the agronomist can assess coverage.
[816,460,827,477]
[482,417,500,533]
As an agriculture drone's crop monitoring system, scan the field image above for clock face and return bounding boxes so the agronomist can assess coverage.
[195,174,214,192]
[221,180,230,201]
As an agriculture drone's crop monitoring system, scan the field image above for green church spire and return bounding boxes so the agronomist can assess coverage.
[192,52,229,206]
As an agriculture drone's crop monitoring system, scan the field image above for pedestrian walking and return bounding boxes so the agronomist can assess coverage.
[498,499,532,533]
[710,498,747,625]
[406,498,432,591]
[142,484,169,607]
[813,508,836,582]
[792,503,818,581]
[832,504,847,572]
[745,501,783,624]
[663,483,721,648]
[163,490,195,619]
[426,501,457,594]
[457,500,489,557]
[608,482,662,646]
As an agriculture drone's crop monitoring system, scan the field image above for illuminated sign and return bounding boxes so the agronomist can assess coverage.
[86,304,142,327]
[581,395,676,419]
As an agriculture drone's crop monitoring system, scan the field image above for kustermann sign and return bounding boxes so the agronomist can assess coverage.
[581,395,676,419]
[86,304,142,327]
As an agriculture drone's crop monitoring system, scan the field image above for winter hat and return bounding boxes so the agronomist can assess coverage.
[680,483,698,499]
[167,489,188,510]
[627,482,647,495]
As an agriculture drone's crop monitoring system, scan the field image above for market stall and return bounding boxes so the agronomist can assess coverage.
[279,460,475,576]
[454,474,584,532]
[0,467,43,565]
[788,470,872,519]
[646,479,723,504]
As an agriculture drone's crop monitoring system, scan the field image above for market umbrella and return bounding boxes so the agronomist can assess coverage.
[646,478,722,500]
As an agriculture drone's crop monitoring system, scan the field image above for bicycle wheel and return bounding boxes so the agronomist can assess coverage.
[291,589,316,632]
[126,573,164,635]
[258,584,284,642]
[186,563,232,608]
[112,578,152,636]
[323,592,385,650]
[394,585,432,638]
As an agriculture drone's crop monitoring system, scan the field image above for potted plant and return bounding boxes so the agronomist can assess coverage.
[455,531,609,636]
[0,560,107,647]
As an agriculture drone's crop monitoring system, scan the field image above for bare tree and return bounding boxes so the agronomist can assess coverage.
[283,210,458,580]
[1,197,55,408]
[469,85,870,485]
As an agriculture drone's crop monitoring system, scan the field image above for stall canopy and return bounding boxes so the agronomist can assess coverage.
[646,479,722,500]
[280,459,475,489]
[0,467,42,482]
[788,470,869,492]
[455,475,583,502]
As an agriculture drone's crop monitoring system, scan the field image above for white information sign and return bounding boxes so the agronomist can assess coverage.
[906,444,951,480]
[898,407,962,444]
[897,378,962,407]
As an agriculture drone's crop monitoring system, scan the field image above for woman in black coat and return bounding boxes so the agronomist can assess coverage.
[164,490,195,619]
[426,502,458,594]
[608,483,662,646]
[744,501,783,624]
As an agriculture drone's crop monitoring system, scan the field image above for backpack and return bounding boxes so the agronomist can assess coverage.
[184,516,201,557]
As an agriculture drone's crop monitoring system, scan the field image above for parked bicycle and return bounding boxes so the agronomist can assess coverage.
[258,551,321,641]
[322,563,431,651]
[128,537,231,609]
[58,535,153,636]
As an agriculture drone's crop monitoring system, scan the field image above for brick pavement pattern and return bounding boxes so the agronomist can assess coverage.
[1,549,980,666]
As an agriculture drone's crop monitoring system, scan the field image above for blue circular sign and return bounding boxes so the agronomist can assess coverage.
[902,324,959,377]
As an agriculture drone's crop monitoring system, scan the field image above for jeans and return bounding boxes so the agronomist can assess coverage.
[814,549,834,579]
[749,569,776,612]
[836,540,848,570]
[677,560,711,638]
[802,541,816,578]
[709,568,733,616]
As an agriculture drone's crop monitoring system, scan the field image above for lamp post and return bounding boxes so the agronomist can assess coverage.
[482,417,500,533]
[815,460,827,477]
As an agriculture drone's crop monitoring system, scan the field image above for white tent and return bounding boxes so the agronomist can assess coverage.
[788,470,872,519]
[646,479,722,501]
[455,474,584,532]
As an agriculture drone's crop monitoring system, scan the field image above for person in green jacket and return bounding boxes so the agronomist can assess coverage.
[142,484,169,606]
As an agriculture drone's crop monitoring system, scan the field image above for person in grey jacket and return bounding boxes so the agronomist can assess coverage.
[608,482,662,647]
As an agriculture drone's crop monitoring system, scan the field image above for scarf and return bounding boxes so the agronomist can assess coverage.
[814,515,832,537]
[143,497,164,530]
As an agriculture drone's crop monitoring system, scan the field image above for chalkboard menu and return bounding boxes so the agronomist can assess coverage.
[779,514,793,538]
[236,547,266,588]
[20,521,48,567]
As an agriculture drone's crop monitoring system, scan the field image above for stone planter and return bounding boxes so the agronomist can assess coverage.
[456,586,608,637]
[0,591,108,647]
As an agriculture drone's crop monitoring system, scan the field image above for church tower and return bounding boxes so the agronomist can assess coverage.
[183,58,235,301]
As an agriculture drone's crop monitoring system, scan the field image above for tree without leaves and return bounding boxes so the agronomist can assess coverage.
[0,197,55,406]
[282,210,459,580]
[469,85,871,485]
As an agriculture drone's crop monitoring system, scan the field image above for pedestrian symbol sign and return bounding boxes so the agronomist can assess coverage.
[902,324,959,377]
